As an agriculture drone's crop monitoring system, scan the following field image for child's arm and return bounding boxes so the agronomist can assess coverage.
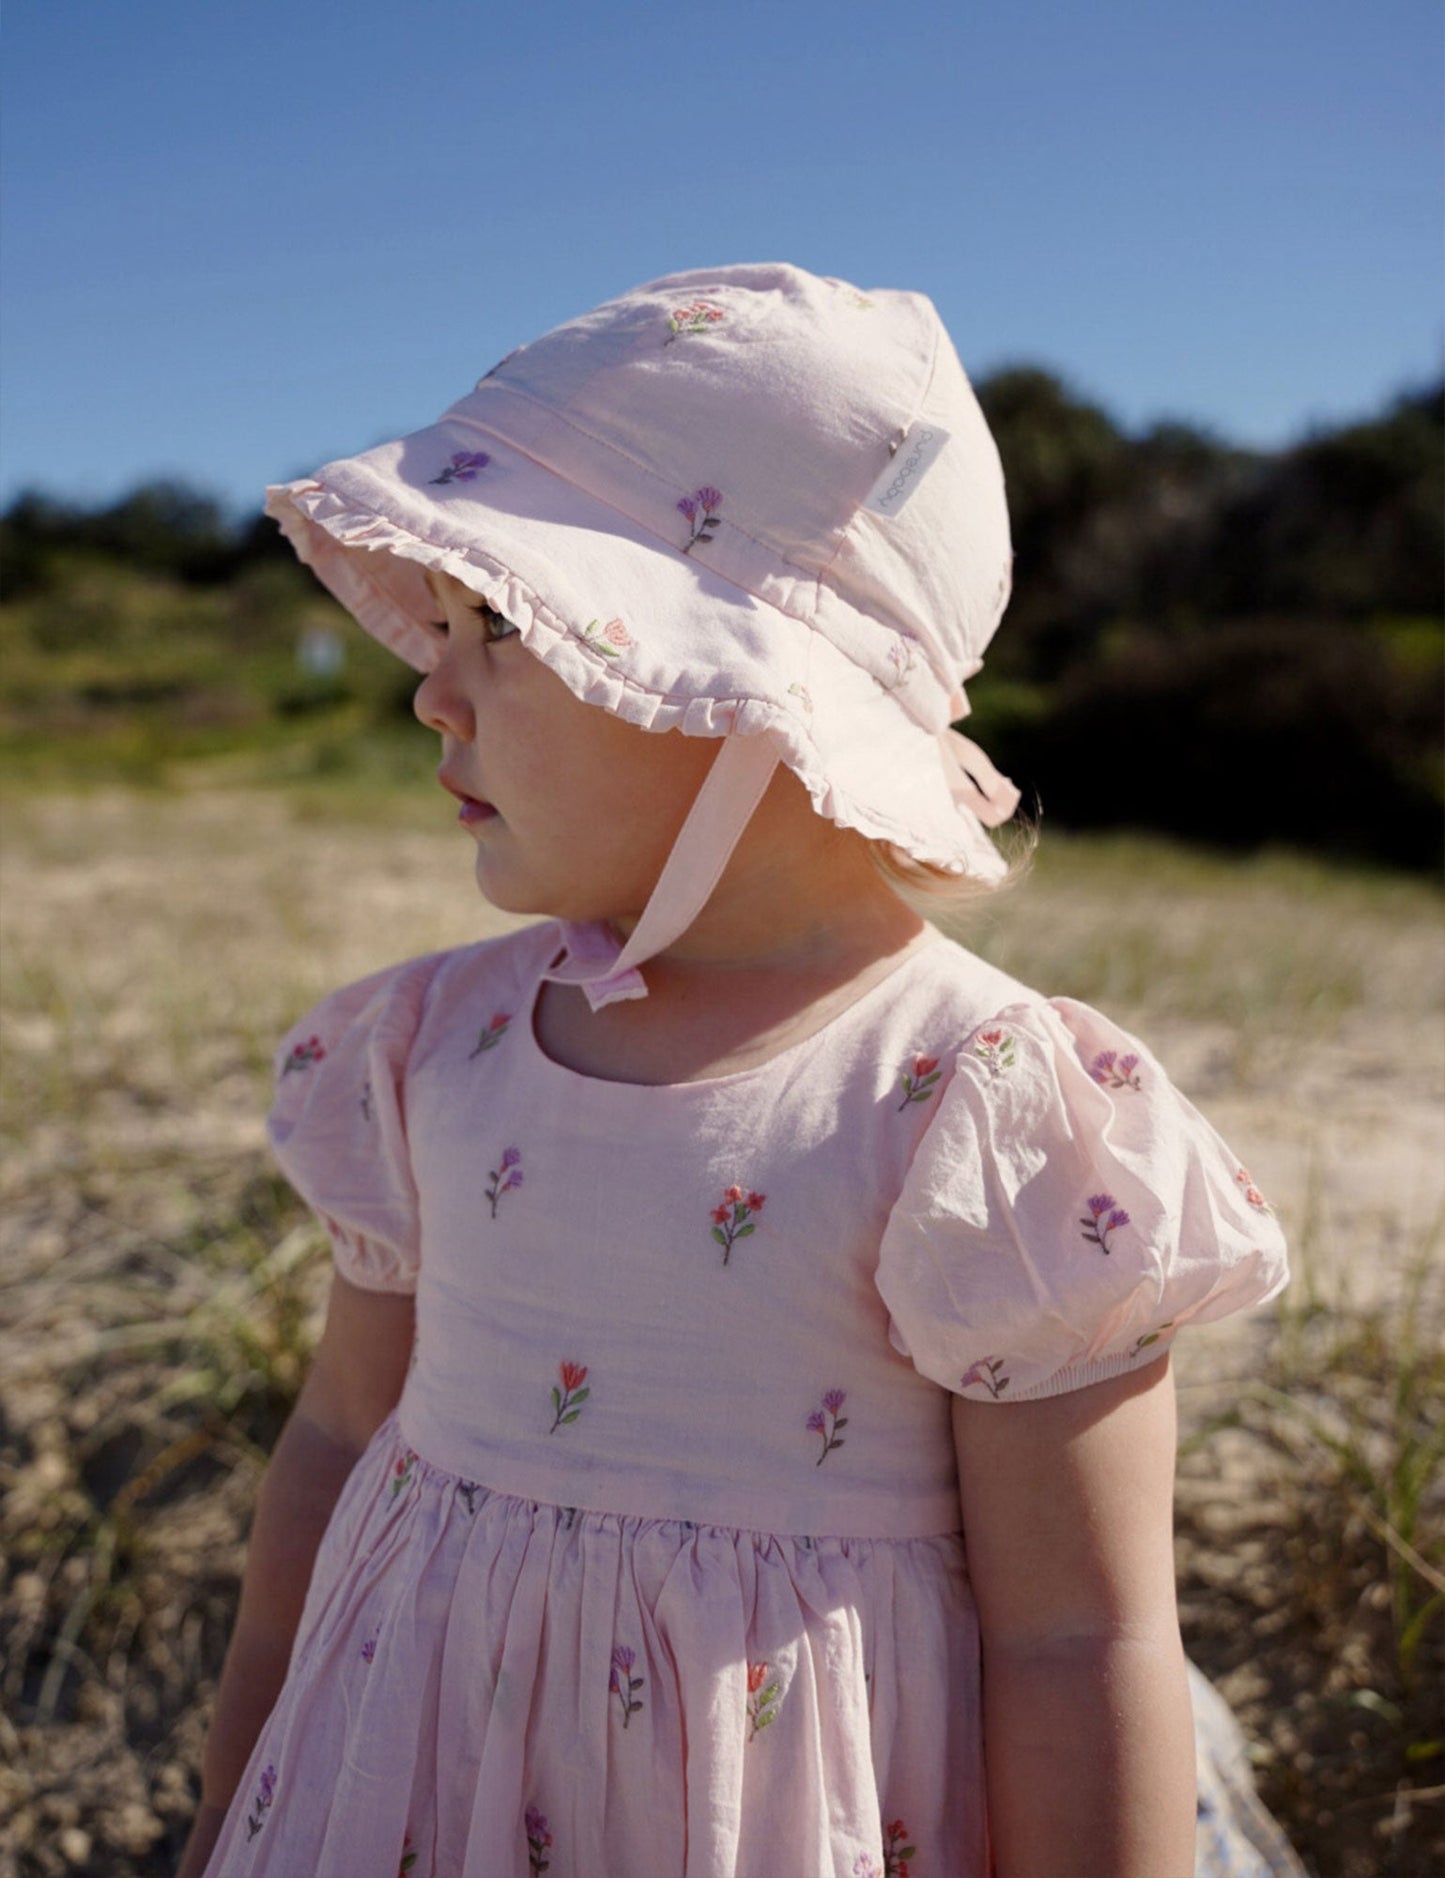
[951,1352,1195,1878]
[176,1274,415,1878]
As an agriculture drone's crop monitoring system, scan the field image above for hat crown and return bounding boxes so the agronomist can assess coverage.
[448,263,1011,685]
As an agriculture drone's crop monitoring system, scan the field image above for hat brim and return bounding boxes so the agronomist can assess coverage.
[265,417,1007,879]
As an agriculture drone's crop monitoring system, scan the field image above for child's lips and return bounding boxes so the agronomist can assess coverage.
[439,773,498,824]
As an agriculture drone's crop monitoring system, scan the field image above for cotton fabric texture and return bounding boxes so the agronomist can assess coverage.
[203,922,1299,1878]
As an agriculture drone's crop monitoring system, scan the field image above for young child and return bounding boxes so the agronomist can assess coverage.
[182,265,1304,1877]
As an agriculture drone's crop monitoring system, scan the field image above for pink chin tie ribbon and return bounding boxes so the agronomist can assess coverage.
[540,723,1019,1013]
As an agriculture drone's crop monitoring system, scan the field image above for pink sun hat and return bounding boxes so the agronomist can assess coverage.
[265,262,1020,1005]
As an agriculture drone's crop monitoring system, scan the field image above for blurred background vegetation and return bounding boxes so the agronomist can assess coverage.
[2,366,1441,870]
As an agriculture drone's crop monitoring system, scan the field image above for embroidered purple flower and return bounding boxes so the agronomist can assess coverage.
[710,1184,765,1265]
[429,450,490,485]
[487,1145,523,1217]
[1080,1192,1130,1253]
[281,1034,325,1076]
[525,1803,553,1875]
[1090,1048,1142,1091]
[1235,1167,1274,1214]
[678,485,723,554]
[245,1763,276,1840]
[361,1631,378,1664]
[390,1449,417,1500]
[550,1360,590,1433]
[609,1643,646,1728]
[855,1858,882,1878]
[973,1028,1016,1076]
[897,1053,941,1109]
[582,616,633,659]
[959,1356,1010,1399]
[469,1010,512,1059]
[746,1659,780,1739]
[665,298,726,343]
[807,1388,848,1465]
[883,1818,918,1876]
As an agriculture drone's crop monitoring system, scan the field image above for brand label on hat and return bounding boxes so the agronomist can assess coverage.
[863,424,951,518]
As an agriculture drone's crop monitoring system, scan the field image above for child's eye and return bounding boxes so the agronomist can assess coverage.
[477,605,519,642]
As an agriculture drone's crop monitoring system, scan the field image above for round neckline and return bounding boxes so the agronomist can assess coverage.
[520,924,945,1095]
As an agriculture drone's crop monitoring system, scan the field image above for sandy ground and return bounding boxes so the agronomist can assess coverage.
[1,788,1441,1875]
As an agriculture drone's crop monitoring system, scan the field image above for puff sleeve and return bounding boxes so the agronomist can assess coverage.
[267,952,449,1294]
[876,998,1289,1402]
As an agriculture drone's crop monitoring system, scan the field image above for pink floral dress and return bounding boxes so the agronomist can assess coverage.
[203,922,1299,1878]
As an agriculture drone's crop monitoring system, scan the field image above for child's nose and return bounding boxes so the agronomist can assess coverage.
[412,657,473,739]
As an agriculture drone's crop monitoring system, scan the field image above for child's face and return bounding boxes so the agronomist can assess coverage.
[414,570,719,924]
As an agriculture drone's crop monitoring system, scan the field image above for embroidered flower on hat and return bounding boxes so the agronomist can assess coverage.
[582,617,634,659]
[665,298,726,344]
[429,450,490,486]
[678,486,723,554]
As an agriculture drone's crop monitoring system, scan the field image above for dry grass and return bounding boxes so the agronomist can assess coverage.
[1,784,1441,1875]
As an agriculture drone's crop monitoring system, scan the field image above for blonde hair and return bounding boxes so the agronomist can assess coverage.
[867,816,1038,905]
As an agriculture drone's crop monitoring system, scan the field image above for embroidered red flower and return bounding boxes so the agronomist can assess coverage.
[898,1053,942,1109]
[550,1362,590,1433]
[746,1660,781,1738]
[710,1186,764,1265]
[281,1035,325,1076]
[469,1010,512,1059]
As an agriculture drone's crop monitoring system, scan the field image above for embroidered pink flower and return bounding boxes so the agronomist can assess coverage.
[281,1034,325,1076]
[245,1763,276,1840]
[550,1361,590,1433]
[960,1356,1010,1399]
[390,1449,417,1500]
[973,1028,1016,1076]
[678,486,723,553]
[746,1659,780,1739]
[807,1388,848,1464]
[665,298,726,343]
[1235,1167,1274,1214]
[487,1146,523,1217]
[1091,1047,1142,1090]
[609,1643,645,1728]
[582,616,633,658]
[710,1185,764,1265]
[1080,1192,1130,1253]
[525,1803,553,1875]
[429,449,490,485]
[469,1011,512,1058]
[898,1053,942,1109]
[883,1817,918,1876]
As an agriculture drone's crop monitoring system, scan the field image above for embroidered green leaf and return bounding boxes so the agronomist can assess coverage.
[551,1386,561,1412]
[561,1409,583,1425]
[832,1417,849,1430]
[712,1226,727,1246]
[736,1223,755,1239]
[570,1387,590,1406]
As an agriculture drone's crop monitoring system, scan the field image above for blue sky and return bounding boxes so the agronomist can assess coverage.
[3,0,1440,523]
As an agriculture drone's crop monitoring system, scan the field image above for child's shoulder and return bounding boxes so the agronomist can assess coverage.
[899,929,1050,1039]
[276,920,561,1068]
